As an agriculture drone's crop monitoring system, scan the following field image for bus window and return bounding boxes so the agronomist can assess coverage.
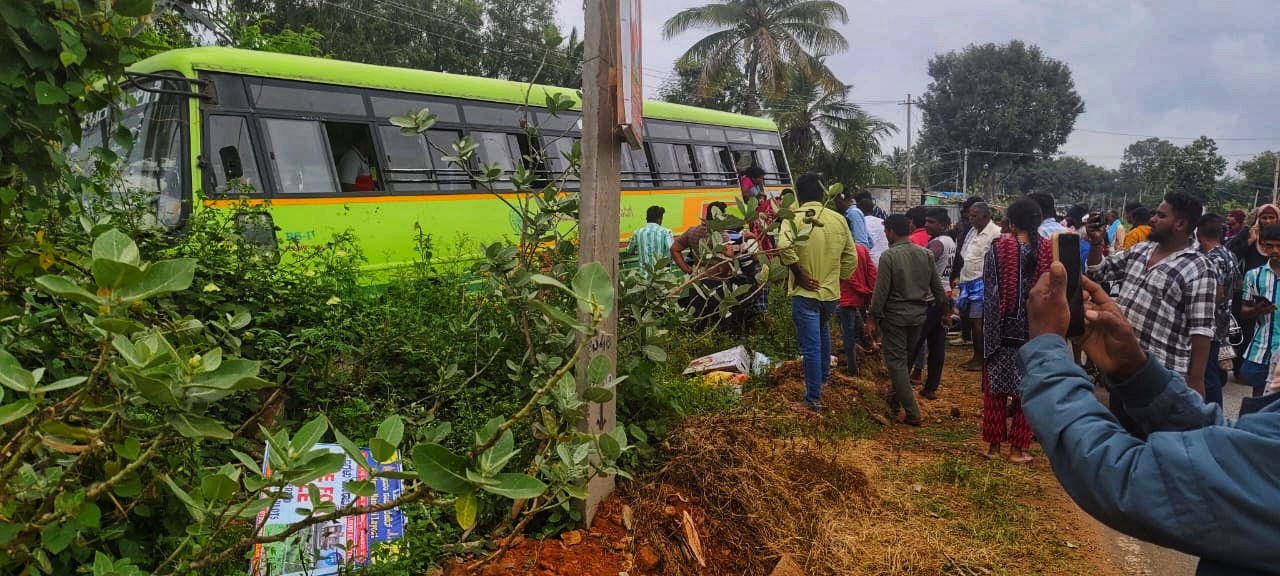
[370,95,460,123]
[248,79,366,116]
[261,118,339,194]
[757,149,789,185]
[542,136,580,189]
[115,82,187,227]
[378,125,434,193]
[751,131,781,147]
[725,129,752,145]
[688,125,726,142]
[621,144,651,188]
[207,115,264,195]
[693,145,733,186]
[472,131,522,190]
[650,142,695,187]
[325,122,381,192]
[425,130,470,190]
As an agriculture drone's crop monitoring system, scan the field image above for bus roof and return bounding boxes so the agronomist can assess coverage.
[130,47,777,132]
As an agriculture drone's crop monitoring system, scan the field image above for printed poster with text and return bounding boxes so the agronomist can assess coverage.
[249,443,405,576]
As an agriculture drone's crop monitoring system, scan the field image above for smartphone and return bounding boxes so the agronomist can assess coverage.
[1052,232,1085,338]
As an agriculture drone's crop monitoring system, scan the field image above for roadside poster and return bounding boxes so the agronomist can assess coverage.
[618,0,643,149]
[249,444,405,576]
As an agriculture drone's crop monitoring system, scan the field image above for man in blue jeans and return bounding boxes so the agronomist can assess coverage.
[776,173,857,415]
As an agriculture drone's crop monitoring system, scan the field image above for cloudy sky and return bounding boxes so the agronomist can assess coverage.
[556,0,1280,170]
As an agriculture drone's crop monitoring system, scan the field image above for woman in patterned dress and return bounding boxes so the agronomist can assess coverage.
[980,198,1052,462]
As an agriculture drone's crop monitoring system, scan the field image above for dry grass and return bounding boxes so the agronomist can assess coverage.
[622,338,1113,576]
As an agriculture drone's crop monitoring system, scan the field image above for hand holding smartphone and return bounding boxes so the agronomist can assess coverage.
[1052,232,1085,338]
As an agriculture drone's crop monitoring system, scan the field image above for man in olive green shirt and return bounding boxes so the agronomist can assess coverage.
[867,214,951,425]
[776,173,858,414]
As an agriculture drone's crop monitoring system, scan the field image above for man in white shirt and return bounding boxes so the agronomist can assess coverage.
[858,196,889,265]
[955,203,1001,371]
[338,146,375,192]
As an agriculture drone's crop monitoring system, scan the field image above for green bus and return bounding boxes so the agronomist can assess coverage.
[89,47,791,273]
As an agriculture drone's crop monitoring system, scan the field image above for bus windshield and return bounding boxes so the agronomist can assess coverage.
[74,76,189,227]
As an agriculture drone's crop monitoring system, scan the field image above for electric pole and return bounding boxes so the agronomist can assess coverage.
[961,148,968,196]
[902,94,914,200]
[576,0,621,525]
[1272,153,1279,205]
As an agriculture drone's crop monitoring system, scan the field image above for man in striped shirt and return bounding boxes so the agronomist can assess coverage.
[627,206,674,273]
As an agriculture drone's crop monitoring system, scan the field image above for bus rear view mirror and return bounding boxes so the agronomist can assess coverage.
[219,145,244,180]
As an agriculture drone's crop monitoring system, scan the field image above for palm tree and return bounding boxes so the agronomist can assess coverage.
[768,62,896,182]
[663,0,849,112]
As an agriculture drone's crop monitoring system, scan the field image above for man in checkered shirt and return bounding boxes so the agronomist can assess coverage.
[1086,192,1216,399]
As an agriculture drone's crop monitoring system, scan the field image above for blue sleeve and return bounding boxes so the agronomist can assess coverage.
[846,210,872,250]
[1080,238,1090,268]
[1018,335,1280,571]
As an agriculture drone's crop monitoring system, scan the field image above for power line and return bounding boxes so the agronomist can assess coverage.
[1075,128,1280,142]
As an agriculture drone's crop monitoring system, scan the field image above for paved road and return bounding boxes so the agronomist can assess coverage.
[1091,379,1250,575]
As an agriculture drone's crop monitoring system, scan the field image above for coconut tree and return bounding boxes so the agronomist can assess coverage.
[768,61,896,182]
[662,0,849,112]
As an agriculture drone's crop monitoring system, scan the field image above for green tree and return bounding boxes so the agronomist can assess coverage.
[662,0,849,112]
[1168,136,1227,200]
[1235,151,1278,205]
[917,40,1084,194]
[657,59,754,113]
[1011,156,1118,207]
[1119,137,1178,204]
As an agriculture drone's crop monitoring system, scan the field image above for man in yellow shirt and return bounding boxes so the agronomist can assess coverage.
[776,173,858,415]
[1122,205,1152,250]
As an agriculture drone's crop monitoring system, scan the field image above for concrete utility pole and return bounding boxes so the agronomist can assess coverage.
[1272,153,1279,205]
[576,0,620,525]
[903,93,913,197]
[961,148,968,195]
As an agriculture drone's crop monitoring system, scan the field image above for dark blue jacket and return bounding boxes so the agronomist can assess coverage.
[1018,335,1280,576]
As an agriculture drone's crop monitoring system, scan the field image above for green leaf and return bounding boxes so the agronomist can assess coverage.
[368,438,397,465]
[35,376,86,393]
[455,490,478,530]
[235,497,275,519]
[0,399,36,426]
[376,415,404,449]
[480,473,547,499]
[230,449,262,472]
[200,348,222,372]
[528,300,586,332]
[581,387,613,403]
[227,310,252,330]
[411,443,470,495]
[0,349,35,393]
[201,473,239,503]
[344,480,376,498]
[478,429,517,474]
[40,523,76,554]
[421,421,452,444]
[166,413,233,440]
[93,552,113,575]
[91,258,144,290]
[587,355,610,385]
[330,423,372,472]
[34,81,68,105]
[290,416,328,455]
[75,502,101,528]
[598,432,621,461]
[641,345,667,362]
[34,275,101,307]
[115,437,141,460]
[118,258,196,301]
[114,0,156,18]
[91,229,141,266]
[161,475,205,522]
[131,374,180,409]
[571,261,614,316]
[530,274,571,293]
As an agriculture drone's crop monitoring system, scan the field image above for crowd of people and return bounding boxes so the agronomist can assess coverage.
[626,170,1280,574]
